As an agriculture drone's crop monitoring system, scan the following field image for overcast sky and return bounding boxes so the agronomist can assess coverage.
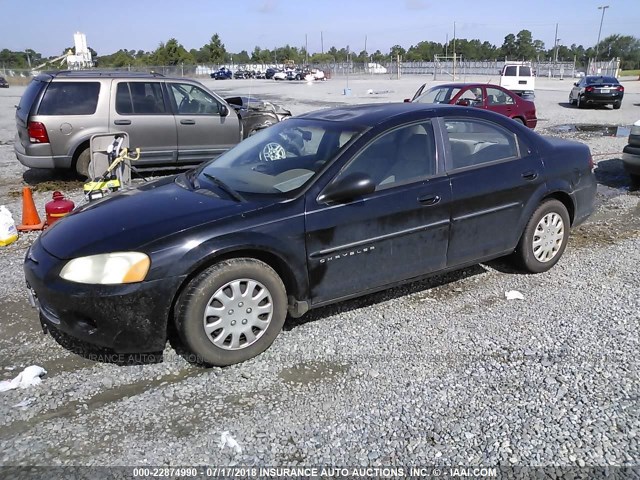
[1,0,639,57]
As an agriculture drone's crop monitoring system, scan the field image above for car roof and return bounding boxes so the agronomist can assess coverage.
[34,70,181,81]
[429,83,506,89]
[296,102,463,126]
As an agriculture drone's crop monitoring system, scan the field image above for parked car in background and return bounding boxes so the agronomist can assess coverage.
[0,76,9,88]
[14,71,290,177]
[233,70,253,79]
[211,67,233,80]
[622,119,640,182]
[265,68,278,79]
[273,70,287,81]
[569,76,624,109]
[500,62,535,99]
[24,103,595,367]
[408,83,537,129]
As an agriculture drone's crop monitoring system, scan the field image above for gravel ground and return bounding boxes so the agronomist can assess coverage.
[0,75,638,471]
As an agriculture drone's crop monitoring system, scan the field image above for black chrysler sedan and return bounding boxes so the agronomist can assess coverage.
[24,103,596,366]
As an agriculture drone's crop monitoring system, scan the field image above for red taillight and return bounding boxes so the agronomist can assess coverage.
[588,154,594,171]
[28,121,49,144]
[617,85,624,92]
[585,86,594,93]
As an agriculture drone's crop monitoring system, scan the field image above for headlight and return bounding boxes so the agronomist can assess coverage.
[60,252,150,284]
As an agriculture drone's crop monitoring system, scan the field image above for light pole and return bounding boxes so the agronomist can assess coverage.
[595,5,609,60]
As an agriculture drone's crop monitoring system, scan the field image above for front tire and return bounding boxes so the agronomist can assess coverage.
[174,258,287,367]
[514,200,570,273]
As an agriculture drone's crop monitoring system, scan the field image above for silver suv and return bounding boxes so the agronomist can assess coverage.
[15,71,275,177]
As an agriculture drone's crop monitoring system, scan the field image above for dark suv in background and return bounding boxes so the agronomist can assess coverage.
[15,71,290,177]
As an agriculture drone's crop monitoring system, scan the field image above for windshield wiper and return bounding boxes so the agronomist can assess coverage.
[201,173,245,202]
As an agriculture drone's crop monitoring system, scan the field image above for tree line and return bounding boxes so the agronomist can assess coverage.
[2,31,639,70]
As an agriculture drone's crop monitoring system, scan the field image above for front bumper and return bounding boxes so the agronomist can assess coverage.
[24,238,185,353]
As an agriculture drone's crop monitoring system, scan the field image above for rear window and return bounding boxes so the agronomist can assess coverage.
[519,66,532,76]
[586,76,619,85]
[503,66,517,76]
[38,82,100,115]
[17,79,46,121]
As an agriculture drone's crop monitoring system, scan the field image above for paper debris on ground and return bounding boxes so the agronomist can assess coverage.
[505,290,525,300]
[0,366,47,392]
[218,431,242,454]
[13,397,36,409]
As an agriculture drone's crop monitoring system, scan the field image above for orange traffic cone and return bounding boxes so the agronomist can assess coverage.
[17,187,45,231]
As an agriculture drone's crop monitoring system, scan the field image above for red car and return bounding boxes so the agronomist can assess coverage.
[406,83,537,129]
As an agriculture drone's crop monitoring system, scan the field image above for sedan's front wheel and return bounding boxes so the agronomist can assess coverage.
[514,200,570,273]
[175,258,287,366]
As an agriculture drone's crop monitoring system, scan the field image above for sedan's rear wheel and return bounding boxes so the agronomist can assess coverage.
[514,200,570,273]
[613,101,621,110]
[569,93,577,106]
[175,258,287,366]
[577,95,585,109]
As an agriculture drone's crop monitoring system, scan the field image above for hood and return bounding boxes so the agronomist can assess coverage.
[40,176,262,259]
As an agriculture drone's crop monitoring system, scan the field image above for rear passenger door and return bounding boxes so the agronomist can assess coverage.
[441,117,544,266]
[111,80,178,165]
[167,82,241,165]
[486,87,516,119]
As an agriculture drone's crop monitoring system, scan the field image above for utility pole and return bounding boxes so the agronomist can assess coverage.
[321,31,324,54]
[553,23,558,63]
[595,5,609,60]
[452,21,456,80]
[364,35,367,55]
[445,33,448,58]
[305,34,308,64]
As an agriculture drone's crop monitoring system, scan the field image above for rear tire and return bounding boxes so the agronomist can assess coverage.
[613,101,621,110]
[174,258,287,367]
[513,117,526,126]
[514,200,570,273]
[577,96,585,109]
[569,94,577,106]
[74,147,91,179]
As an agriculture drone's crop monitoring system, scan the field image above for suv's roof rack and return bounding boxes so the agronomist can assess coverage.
[53,70,165,78]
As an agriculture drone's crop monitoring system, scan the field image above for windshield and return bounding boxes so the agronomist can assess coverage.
[414,86,461,104]
[195,119,363,196]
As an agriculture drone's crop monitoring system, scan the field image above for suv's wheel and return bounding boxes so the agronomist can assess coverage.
[175,258,287,366]
[613,101,621,110]
[75,147,91,178]
[514,200,570,273]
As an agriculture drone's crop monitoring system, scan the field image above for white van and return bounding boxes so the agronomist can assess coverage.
[499,62,535,99]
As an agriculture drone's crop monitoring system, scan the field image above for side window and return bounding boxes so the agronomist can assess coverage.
[116,82,166,115]
[458,87,483,105]
[333,121,436,191]
[169,83,221,115]
[38,82,100,115]
[504,66,517,76]
[445,119,519,170]
[486,87,514,105]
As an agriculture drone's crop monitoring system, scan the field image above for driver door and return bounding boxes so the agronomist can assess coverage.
[167,82,241,165]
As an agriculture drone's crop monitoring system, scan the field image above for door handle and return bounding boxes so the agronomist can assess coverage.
[180,119,196,125]
[418,194,441,206]
[114,119,131,125]
[521,171,538,180]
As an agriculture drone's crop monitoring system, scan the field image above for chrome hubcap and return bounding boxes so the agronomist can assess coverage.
[203,279,273,350]
[532,212,565,262]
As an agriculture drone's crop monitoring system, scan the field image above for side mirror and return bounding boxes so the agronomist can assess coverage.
[219,105,229,117]
[319,172,375,203]
[456,98,471,106]
[574,82,579,87]
[404,98,411,103]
